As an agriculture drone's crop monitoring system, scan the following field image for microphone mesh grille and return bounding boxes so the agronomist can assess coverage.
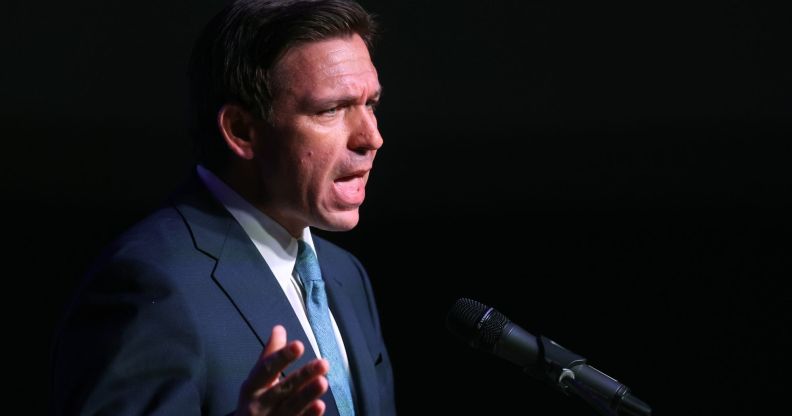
[446,298,510,352]
[478,306,508,351]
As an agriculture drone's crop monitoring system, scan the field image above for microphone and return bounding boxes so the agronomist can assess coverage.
[446,298,651,416]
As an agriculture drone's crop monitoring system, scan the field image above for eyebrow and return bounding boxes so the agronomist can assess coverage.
[312,87,383,108]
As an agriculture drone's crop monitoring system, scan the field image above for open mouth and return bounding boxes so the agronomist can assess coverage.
[333,171,367,206]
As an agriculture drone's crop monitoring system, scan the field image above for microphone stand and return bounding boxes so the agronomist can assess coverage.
[560,371,618,416]
[524,335,651,416]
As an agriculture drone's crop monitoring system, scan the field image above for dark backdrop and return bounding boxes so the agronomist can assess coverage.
[5,1,790,414]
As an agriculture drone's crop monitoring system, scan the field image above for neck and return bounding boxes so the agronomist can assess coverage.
[217,162,306,239]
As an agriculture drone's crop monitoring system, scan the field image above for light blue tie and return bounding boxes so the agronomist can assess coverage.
[295,240,355,416]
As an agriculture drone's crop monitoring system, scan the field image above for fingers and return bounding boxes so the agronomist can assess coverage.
[261,359,329,414]
[237,326,330,416]
[241,326,305,396]
[274,359,328,396]
[264,325,287,357]
[298,399,326,416]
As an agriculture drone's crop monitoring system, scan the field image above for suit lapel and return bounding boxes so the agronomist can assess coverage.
[317,245,380,415]
[211,224,320,374]
[172,176,346,414]
[171,177,321,375]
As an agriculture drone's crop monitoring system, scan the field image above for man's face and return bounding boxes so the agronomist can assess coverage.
[254,34,383,236]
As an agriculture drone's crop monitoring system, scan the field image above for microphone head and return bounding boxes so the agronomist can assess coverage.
[446,298,510,352]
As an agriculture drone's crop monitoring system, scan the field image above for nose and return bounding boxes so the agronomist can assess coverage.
[349,106,383,155]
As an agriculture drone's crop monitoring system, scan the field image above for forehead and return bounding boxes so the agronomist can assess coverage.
[271,34,379,98]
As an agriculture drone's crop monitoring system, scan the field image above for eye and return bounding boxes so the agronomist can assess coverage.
[319,107,339,117]
[366,100,379,112]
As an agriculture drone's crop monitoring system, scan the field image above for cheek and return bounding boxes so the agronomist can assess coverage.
[298,146,336,180]
[293,152,329,202]
[282,122,346,193]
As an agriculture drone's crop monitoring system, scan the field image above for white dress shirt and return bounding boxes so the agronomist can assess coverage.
[196,165,351,377]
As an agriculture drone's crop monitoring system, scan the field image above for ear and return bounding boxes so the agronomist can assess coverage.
[217,104,260,160]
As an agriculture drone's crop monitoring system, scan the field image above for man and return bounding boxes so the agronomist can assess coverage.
[50,0,395,415]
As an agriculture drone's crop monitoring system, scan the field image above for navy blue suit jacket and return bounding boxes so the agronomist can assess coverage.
[52,177,395,415]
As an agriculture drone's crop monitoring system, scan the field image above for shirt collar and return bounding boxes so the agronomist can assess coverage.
[196,164,316,271]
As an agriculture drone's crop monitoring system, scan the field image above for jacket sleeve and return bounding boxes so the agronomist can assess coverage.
[51,257,207,415]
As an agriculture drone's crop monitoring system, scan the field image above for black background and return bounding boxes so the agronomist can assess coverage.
[5,0,791,414]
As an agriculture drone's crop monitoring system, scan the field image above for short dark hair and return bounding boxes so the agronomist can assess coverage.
[188,0,377,172]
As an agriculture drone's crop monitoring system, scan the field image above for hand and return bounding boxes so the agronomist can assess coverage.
[235,325,330,416]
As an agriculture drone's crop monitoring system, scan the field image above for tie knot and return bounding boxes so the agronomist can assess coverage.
[296,240,323,283]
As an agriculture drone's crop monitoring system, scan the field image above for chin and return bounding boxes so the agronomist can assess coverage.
[315,209,360,232]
